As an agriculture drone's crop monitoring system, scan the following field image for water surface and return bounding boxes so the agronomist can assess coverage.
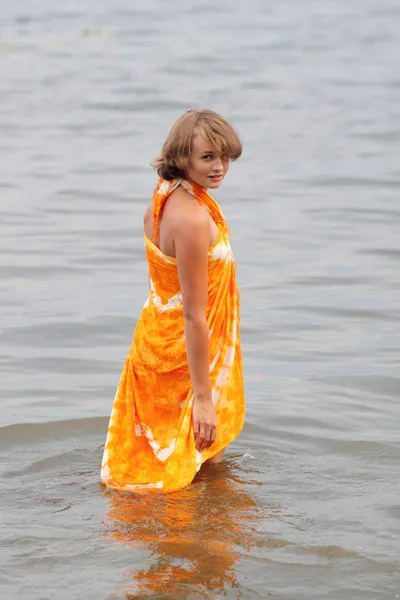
[1,0,400,598]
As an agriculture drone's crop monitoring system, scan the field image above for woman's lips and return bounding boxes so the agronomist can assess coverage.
[209,174,222,181]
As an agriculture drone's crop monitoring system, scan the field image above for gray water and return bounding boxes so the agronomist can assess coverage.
[1,0,400,598]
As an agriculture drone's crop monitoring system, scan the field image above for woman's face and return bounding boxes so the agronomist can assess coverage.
[186,134,230,189]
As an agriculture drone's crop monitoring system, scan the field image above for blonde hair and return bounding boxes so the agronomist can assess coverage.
[153,109,242,180]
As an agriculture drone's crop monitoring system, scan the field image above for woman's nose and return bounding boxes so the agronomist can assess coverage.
[212,156,223,171]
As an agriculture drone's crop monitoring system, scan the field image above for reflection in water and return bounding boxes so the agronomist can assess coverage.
[103,460,265,599]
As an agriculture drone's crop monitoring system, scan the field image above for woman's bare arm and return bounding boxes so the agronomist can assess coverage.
[173,203,217,452]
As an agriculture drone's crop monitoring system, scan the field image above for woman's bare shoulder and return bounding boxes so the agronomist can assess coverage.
[143,186,195,225]
[165,186,200,212]
[166,187,208,233]
[143,185,208,249]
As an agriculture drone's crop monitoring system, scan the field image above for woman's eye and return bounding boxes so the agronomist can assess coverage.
[202,155,212,160]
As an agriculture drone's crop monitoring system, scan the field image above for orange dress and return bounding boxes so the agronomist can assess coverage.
[101,178,245,492]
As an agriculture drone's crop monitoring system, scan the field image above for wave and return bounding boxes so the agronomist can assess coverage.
[0,416,109,449]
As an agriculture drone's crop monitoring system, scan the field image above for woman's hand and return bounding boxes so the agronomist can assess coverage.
[192,396,217,452]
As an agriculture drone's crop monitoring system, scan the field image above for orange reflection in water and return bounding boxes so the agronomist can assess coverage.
[103,460,264,598]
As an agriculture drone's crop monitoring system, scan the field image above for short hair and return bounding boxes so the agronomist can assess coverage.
[153,109,242,180]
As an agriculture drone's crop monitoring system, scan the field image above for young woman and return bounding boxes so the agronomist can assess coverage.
[101,109,245,493]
